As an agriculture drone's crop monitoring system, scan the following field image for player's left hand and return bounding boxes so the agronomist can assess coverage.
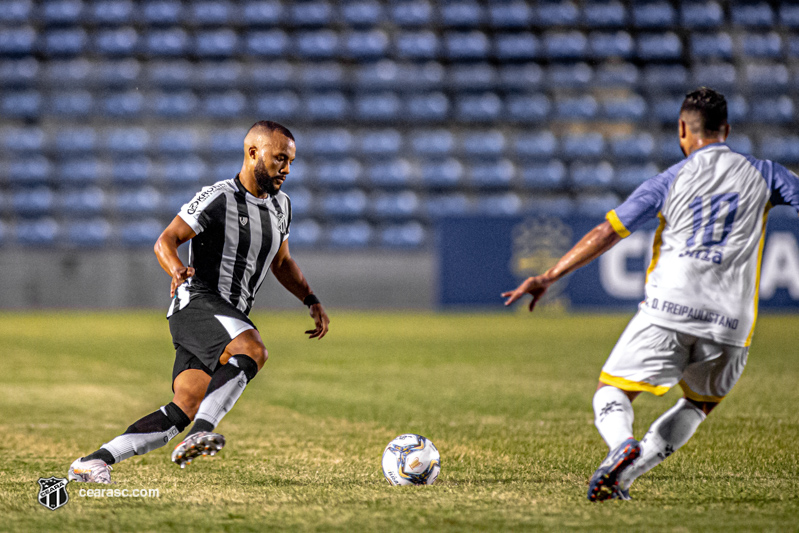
[501,276,554,312]
[305,303,330,339]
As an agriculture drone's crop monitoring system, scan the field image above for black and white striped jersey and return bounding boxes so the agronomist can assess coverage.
[167,175,292,317]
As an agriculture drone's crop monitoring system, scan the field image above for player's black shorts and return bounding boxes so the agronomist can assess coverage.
[168,292,256,386]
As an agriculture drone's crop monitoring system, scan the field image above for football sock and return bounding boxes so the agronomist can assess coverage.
[88,402,190,464]
[593,386,635,451]
[188,355,259,436]
[619,398,706,489]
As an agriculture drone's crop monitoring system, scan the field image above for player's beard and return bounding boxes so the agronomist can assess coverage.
[254,157,284,197]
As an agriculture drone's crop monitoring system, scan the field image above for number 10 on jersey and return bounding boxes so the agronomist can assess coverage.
[687,192,739,247]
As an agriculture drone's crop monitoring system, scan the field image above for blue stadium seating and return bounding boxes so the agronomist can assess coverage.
[406,93,450,121]
[445,31,490,60]
[692,62,736,90]
[391,1,433,27]
[489,2,532,28]
[691,32,733,59]
[60,187,106,216]
[448,63,497,90]
[15,218,59,246]
[562,133,605,160]
[544,31,588,59]
[725,134,753,155]
[355,92,401,121]
[91,1,134,24]
[296,30,339,59]
[285,187,312,216]
[94,59,141,86]
[50,90,93,116]
[441,2,484,28]
[548,63,593,88]
[150,91,198,117]
[637,32,683,60]
[255,91,301,120]
[195,29,238,58]
[368,159,413,188]
[211,158,241,182]
[731,3,774,28]
[0,58,39,86]
[65,219,112,247]
[680,2,725,29]
[316,158,362,187]
[615,163,659,191]
[328,221,372,247]
[12,188,54,217]
[105,128,150,154]
[341,1,383,27]
[652,95,684,123]
[359,129,402,158]
[201,91,246,117]
[584,1,627,27]
[514,131,557,160]
[461,131,506,158]
[0,27,36,56]
[727,94,749,123]
[657,133,686,162]
[119,219,163,246]
[344,30,389,59]
[395,31,439,60]
[474,192,522,215]
[741,32,782,58]
[42,28,88,57]
[493,33,539,60]
[372,191,420,219]
[308,129,353,156]
[0,1,33,23]
[114,187,162,216]
[520,161,567,190]
[744,64,789,93]
[575,193,620,217]
[95,28,139,57]
[455,93,502,122]
[250,60,295,87]
[421,159,463,188]
[572,161,616,189]
[145,28,189,57]
[142,1,184,25]
[527,195,574,215]
[751,96,794,124]
[759,135,799,164]
[555,95,598,120]
[112,157,153,186]
[53,127,97,154]
[197,61,244,88]
[160,157,206,186]
[246,30,290,57]
[61,158,101,185]
[781,4,799,28]
[305,92,349,120]
[44,59,91,86]
[595,62,639,87]
[505,94,551,123]
[241,1,283,26]
[42,0,83,24]
[290,1,334,27]
[589,31,634,58]
[2,127,45,152]
[498,64,544,89]
[411,129,454,156]
[1,90,40,118]
[321,189,368,218]
[102,91,144,117]
[468,160,515,189]
[190,1,235,26]
[537,2,579,27]
[603,95,647,121]
[289,219,322,247]
[425,193,471,218]
[611,133,655,161]
[381,222,426,248]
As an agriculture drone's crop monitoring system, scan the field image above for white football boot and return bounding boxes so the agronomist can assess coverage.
[171,432,225,468]
[68,457,113,484]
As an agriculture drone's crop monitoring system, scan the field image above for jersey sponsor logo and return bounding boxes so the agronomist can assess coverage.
[187,183,227,215]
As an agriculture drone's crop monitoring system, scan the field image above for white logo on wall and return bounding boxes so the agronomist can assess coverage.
[599,231,799,301]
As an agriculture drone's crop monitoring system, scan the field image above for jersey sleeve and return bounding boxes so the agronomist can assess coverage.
[606,160,685,237]
[177,183,227,235]
[283,195,292,242]
[770,163,799,212]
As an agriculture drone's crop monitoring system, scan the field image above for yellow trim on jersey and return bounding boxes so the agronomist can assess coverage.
[679,380,724,403]
[745,202,772,346]
[605,210,630,238]
[599,371,671,396]
[645,212,667,285]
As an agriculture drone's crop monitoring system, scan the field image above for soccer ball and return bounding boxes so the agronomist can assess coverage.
[381,433,441,486]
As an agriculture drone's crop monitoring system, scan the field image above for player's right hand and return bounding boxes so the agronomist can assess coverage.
[501,275,553,312]
[170,266,195,297]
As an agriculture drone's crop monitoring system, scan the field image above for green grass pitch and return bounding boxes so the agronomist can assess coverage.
[1,310,798,531]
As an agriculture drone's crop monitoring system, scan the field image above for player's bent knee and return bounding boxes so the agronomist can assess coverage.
[685,397,718,415]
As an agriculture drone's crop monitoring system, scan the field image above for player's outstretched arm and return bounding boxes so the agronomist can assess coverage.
[502,221,622,311]
[154,216,197,298]
[271,240,330,339]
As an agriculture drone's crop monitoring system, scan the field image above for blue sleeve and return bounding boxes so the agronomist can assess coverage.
[607,160,685,236]
[770,163,799,211]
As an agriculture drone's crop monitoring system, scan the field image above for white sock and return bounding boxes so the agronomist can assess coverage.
[619,398,706,489]
[193,370,248,428]
[593,386,635,451]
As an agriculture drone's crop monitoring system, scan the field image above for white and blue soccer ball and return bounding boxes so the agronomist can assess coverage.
[381,433,441,486]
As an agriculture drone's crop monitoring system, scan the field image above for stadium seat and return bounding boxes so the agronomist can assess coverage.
[210,157,241,181]
[548,63,593,88]
[514,131,557,160]
[424,193,472,218]
[731,3,774,28]
[2,127,43,154]
[42,28,88,57]
[321,189,368,218]
[15,218,60,246]
[571,161,615,190]
[657,133,686,162]
[562,133,605,160]
[741,32,782,58]
[207,128,242,155]
[788,36,799,58]
[94,27,139,56]
[727,94,749,123]
[12,187,54,217]
[391,1,433,27]
[488,2,532,28]
[290,1,334,27]
[308,129,354,156]
[105,128,150,154]
[644,65,688,91]
[611,133,655,161]
[371,191,420,219]
[637,32,683,60]
[42,0,83,24]
[555,95,598,120]
[119,219,163,246]
[197,61,244,89]
[0,26,36,56]
[91,1,134,24]
[250,60,295,87]
[691,32,733,59]
[368,159,414,188]
[651,95,684,123]
[505,94,551,123]
[380,222,426,248]
[1,90,40,119]
[355,92,401,121]
[498,64,544,89]
[421,158,463,188]
[50,90,93,116]
[102,91,144,117]
[583,1,627,27]
[444,31,490,60]
[595,62,639,87]
[142,1,184,25]
[410,129,455,156]
[344,30,389,60]
[316,158,362,187]
[52,127,96,154]
[520,160,567,190]
[474,192,522,215]
[296,30,340,59]
[406,93,450,121]
[341,1,383,27]
[255,91,301,120]
[150,91,199,117]
[468,160,515,189]
[395,31,440,60]
[543,31,588,59]
[460,130,506,158]
[289,219,322,247]
[589,31,634,58]
[750,96,794,124]
[455,93,502,122]
[0,0,32,23]
[526,195,574,215]
[93,59,141,87]
[744,64,789,93]
[780,4,799,28]
[112,157,153,186]
[615,163,659,191]
[305,92,349,120]
[441,2,484,27]
[60,158,101,185]
[114,187,162,216]
[160,156,206,186]
[603,95,647,121]
[493,33,539,60]
[365,62,445,91]
[725,134,753,155]
[242,1,283,26]
[448,63,497,90]
[759,135,799,164]
[194,29,238,58]
[575,193,621,217]
[246,30,289,57]
[0,58,39,86]
[680,2,724,29]
[692,62,736,90]
[65,219,112,247]
[328,221,372,248]
[284,187,312,217]
[145,28,189,57]
[536,1,579,26]
[60,187,106,216]
[201,90,246,118]
[190,1,234,26]
[359,129,403,158]
[43,59,91,86]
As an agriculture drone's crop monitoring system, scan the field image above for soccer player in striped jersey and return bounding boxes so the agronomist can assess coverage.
[69,121,329,483]
[503,88,799,501]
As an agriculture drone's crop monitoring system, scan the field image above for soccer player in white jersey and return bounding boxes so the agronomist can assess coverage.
[68,121,330,483]
[503,87,799,501]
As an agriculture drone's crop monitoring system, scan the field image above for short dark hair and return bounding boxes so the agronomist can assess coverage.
[248,120,294,141]
[680,87,728,134]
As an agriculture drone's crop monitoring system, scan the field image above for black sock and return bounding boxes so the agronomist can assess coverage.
[188,355,259,436]
[83,448,116,465]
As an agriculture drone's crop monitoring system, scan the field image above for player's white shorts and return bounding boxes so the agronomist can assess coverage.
[600,311,748,402]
